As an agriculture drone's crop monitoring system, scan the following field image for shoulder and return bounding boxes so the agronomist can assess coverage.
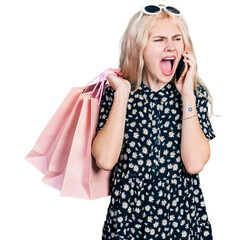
[195,84,209,99]
[195,84,210,111]
[101,85,115,104]
[103,85,115,96]
[105,85,115,93]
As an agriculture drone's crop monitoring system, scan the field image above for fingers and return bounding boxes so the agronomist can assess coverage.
[106,73,123,83]
[107,68,123,76]
[114,69,123,76]
[182,50,195,62]
[182,51,196,70]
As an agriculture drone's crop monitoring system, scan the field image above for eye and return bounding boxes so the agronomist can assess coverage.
[154,39,163,42]
[175,37,182,41]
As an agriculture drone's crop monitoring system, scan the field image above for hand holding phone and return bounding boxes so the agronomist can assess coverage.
[176,56,188,83]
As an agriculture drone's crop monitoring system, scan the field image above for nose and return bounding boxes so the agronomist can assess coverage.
[164,39,175,52]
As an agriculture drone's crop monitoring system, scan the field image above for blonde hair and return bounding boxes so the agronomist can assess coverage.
[118,4,215,118]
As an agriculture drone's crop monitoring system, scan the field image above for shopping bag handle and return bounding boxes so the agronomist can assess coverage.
[85,69,117,106]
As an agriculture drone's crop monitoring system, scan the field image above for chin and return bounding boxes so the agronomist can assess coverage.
[159,72,175,83]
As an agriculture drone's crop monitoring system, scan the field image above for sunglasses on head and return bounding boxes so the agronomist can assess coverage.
[137,5,181,22]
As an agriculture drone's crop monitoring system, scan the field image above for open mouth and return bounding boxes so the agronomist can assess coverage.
[160,56,176,76]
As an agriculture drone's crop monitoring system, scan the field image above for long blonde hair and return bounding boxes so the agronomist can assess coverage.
[119,4,215,118]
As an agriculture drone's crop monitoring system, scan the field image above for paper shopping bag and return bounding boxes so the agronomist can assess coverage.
[25,70,116,200]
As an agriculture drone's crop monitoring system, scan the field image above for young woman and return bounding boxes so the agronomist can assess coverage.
[92,4,216,240]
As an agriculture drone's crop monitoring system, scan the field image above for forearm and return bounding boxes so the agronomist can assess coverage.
[92,88,129,171]
[181,94,210,174]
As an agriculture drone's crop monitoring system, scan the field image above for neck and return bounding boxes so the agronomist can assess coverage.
[142,72,168,92]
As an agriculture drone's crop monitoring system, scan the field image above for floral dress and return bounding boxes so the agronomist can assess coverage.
[96,80,216,240]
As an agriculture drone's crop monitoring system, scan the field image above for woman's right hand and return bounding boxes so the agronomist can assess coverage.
[106,68,131,94]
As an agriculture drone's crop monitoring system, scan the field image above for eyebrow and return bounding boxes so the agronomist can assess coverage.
[152,34,182,38]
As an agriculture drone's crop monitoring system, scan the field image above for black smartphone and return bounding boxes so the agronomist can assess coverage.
[176,56,188,83]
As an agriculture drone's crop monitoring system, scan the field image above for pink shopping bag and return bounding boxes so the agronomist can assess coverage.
[25,70,116,200]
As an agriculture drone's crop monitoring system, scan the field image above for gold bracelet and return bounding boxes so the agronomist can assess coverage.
[182,114,198,120]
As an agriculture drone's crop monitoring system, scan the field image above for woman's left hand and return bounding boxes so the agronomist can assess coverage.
[175,49,197,97]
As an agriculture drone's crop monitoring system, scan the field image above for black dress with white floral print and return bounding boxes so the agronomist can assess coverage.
[96,80,215,240]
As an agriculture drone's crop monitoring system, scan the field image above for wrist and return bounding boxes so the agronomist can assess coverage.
[181,92,196,101]
[182,94,197,118]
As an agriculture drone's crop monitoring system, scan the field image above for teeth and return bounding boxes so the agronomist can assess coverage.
[163,57,175,60]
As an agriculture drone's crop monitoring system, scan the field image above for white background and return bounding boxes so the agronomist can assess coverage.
[1,0,245,239]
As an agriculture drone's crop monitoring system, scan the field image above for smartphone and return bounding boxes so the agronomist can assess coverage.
[176,56,188,83]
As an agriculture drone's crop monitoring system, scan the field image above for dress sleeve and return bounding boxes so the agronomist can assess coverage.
[195,85,216,141]
[96,85,115,132]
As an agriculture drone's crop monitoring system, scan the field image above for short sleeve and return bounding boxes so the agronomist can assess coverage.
[195,85,216,141]
[96,85,115,132]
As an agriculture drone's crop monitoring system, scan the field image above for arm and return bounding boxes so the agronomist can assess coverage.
[92,86,130,171]
[176,50,214,175]
[181,94,210,174]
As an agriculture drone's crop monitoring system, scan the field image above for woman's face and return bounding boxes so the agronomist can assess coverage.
[143,18,184,84]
